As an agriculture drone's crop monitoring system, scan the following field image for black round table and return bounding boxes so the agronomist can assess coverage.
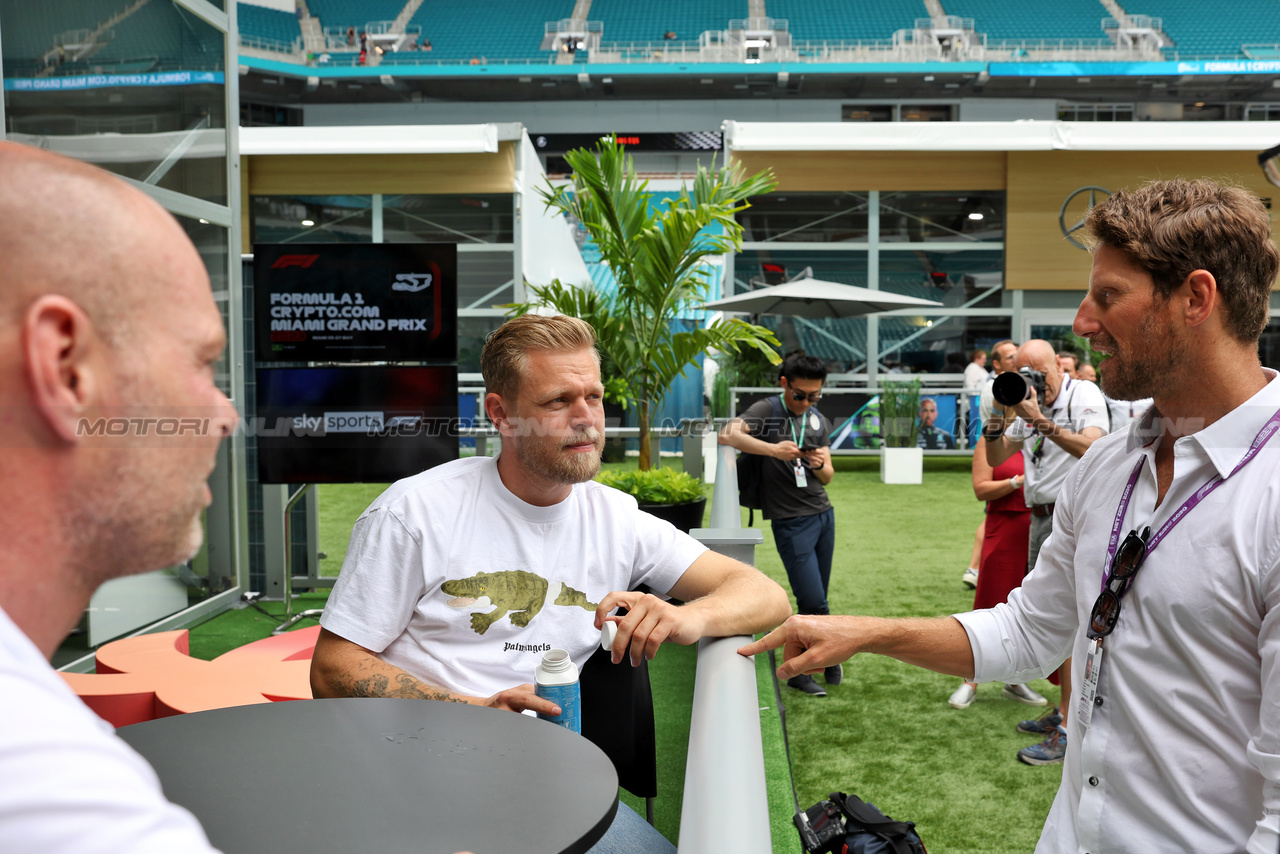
[117,698,619,854]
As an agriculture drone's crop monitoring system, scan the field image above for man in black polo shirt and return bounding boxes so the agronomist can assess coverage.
[719,353,837,696]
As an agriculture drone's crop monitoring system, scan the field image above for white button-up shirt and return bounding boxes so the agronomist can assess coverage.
[1004,378,1110,507]
[956,368,1280,854]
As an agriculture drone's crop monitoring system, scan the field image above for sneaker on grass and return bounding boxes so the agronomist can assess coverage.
[1017,706,1062,735]
[961,567,978,589]
[787,674,827,697]
[1002,683,1048,706]
[1018,725,1067,766]
[948,682,977,709]
[824,664,843,685]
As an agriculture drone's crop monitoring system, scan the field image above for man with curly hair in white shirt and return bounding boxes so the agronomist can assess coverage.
[742,177,1280,854]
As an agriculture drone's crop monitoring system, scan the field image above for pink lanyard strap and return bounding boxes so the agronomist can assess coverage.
[1101,406,1280,591]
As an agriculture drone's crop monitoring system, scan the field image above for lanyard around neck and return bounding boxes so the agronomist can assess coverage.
[780,394,805,445]
[1102,406,1280,590]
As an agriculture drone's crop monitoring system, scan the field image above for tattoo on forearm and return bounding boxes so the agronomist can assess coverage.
[345,668,465,702]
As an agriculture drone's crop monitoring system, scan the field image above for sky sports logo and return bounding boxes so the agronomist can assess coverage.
[292,412,424,435]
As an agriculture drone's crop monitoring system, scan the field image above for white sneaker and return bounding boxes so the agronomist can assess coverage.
[961,568,978,589]
[948,682,977,709]
[1002,683,1049,706]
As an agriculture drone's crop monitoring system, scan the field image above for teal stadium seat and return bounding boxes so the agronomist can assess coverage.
[408,0,573,61]
[89,1,222,71]
[308,0,405,34]
[942,0,1104,42]
[239,4,302,50]
[767,0,923,42]
[1134,0,1280,57]
[0,0,122,76]
[590,0,747,44]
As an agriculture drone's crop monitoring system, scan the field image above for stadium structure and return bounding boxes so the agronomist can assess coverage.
[4,0,1280,706]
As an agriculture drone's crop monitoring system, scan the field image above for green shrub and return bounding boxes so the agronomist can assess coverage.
[596,467,704,504]
[880,378,922,448]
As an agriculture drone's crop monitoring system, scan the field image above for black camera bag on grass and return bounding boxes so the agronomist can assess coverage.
[769,648,927,854]
[796,792,927,854]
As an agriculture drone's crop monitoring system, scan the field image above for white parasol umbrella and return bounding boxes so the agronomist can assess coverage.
[703,268,942,318]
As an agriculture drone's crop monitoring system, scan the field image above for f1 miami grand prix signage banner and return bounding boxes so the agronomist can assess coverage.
[253,243,457,363]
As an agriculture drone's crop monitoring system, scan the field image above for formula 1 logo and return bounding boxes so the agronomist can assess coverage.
[392,272,433,292]
[271,254,320,269]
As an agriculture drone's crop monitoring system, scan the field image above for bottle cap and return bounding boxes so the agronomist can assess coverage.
[600,620,618,652]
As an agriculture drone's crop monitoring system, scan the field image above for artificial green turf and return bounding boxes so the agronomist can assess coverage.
[186,454,1060,852]
[750,457,1061,854]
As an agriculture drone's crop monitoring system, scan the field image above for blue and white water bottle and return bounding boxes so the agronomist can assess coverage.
[534,648,581,733]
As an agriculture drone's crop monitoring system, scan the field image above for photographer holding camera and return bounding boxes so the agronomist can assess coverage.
[982,339,1109,764]
[720,352,837,697]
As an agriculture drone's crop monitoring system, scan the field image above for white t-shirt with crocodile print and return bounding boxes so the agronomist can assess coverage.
[321,455,706,699]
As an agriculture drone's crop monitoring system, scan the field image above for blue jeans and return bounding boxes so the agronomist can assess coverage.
[771,508,836,615]
[587,801,674,853]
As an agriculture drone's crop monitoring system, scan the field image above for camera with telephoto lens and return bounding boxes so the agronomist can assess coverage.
[991,367,1047,407]
[795,799,846,853]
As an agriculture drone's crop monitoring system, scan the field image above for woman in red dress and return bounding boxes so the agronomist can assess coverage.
[947,437,1042,709]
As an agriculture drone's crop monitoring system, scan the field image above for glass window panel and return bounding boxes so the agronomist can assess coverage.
[754,315,869,372]
[732,249,869,292]
[879,191,1005,243]
[176,214,233,395]
[878,249,1005,308]
[251,195,374,243]
[457,250,515,311]
[737,192,870,243]
[458,315,505,374]
[383,194,514,244]
[878,314,1012,374]
[2,2,228,204]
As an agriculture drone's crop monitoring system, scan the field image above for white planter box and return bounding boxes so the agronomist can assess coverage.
[880,446,923,484]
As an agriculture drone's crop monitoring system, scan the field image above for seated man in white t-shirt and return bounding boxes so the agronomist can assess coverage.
[312,314,791,852]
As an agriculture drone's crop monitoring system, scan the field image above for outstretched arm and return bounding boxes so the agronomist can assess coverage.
[737,614,975,681]
[309,628,559,715]
[595,551,791,666]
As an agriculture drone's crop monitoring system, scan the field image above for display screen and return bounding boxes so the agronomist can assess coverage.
[253,243,457,362]
[255,366,459,484]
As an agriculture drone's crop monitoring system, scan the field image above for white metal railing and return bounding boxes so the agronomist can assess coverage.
[679,443,770,853]
[238,32,303,55]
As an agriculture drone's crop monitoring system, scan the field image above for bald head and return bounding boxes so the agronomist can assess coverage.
[1015,339,1064,404]
[0,142,196,347]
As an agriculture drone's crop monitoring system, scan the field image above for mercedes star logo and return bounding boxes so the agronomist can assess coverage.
[1059,186,1113,250]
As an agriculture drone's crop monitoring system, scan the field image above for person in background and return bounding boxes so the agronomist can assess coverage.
[312,315,790,852]
[963,339,1019,588]
[719,352,837,697]
[985,339,1108,763]
[917,397,956,450]
[1077,363,1096,383]
[1056,350,1079,379]
[0,143,238,852]
[963,349,989,398]
[947,436,1034,710]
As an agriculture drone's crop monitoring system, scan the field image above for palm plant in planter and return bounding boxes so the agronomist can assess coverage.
[510,139,781,515]
[879,378,923,484]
